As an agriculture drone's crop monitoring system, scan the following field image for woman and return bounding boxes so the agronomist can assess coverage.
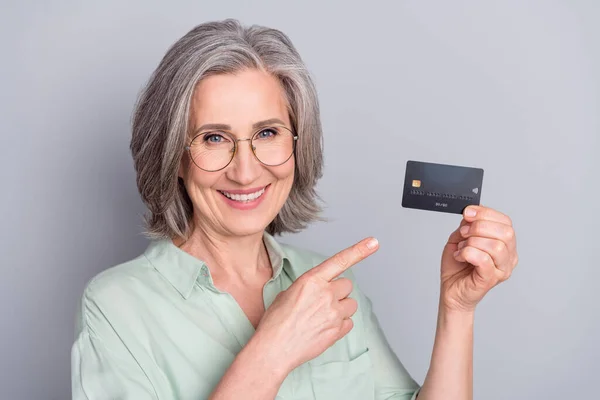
[71,19,518,400]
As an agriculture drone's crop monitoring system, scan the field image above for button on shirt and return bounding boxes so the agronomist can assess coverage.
[71,232,421,399]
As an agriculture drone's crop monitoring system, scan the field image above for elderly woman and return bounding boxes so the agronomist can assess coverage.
[71,19,518,400]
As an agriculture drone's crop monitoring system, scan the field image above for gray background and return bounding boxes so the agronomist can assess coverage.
[1,0,598,399]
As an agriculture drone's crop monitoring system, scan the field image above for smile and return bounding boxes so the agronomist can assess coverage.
[218,186,268,203]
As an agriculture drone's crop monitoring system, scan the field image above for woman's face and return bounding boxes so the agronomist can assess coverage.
[179,69,295,237]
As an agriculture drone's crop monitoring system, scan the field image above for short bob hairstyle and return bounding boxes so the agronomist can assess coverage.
[130,19,324,241]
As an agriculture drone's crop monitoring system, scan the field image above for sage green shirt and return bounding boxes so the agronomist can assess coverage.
[71,233,421,399]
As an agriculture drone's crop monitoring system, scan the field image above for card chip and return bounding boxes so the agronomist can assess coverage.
[412,179,421,188]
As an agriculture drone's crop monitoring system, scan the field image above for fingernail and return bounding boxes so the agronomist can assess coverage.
[465,208,476,217]
[458,240,466,249]
[366,238,379,249]
[453,250,460,257]
[460,225,470,236]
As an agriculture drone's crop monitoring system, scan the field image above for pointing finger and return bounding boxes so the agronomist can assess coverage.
[313,237,379,281]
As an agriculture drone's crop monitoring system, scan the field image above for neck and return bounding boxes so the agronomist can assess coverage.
[174,225,271,283]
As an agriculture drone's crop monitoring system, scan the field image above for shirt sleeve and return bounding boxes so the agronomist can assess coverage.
[349,270,422,400]
[71,289,158,400]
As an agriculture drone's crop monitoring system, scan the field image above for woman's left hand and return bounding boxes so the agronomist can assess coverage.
[440,205,519,313]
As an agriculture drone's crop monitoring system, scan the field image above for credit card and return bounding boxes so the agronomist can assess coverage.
[401,160,484,214]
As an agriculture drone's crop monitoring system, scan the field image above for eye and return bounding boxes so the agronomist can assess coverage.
[203,133,228,143]
[255,128,278,140]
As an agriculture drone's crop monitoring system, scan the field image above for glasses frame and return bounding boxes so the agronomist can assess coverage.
[184,124,298,172]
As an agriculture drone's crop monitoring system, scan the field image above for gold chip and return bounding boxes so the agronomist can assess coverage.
[412,179,421,187]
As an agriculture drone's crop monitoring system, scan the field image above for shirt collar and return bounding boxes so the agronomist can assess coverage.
[144,231,290,299]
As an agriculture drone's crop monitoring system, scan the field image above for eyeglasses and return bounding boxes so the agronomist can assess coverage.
[185,125,298,172]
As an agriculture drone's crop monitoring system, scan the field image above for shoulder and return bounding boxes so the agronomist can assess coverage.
[75,252,158,334]
[83,253,155,302]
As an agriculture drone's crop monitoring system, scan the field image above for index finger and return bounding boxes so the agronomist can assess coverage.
[312,237,379,281]
[463,205,513,226]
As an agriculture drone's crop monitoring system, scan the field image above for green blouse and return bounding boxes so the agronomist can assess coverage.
[71,232,421,399]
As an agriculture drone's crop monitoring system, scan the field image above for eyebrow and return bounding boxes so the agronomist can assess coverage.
[193,118,288,134]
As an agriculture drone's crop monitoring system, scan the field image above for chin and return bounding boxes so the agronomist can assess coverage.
[223,218,272,237]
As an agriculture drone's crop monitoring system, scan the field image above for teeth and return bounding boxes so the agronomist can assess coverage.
[220,187,266,202]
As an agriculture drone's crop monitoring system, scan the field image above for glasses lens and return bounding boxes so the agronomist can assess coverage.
[252,126,296,166]
[189,132,234,171]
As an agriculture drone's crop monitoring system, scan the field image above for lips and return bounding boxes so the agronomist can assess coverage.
[217,184,271,204]
[218,187,266,202]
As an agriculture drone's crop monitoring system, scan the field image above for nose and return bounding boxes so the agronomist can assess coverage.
[225,139,262,185]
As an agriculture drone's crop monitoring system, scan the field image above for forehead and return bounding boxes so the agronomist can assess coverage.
[190,69,290,130]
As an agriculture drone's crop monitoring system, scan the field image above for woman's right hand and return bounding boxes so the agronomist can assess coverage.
[253,237,379,373]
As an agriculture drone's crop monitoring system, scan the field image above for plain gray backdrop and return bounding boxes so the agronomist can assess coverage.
[1,1,598,399]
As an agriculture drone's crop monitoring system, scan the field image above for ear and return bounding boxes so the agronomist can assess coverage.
[178,163,186,180]
[178,154,187,180]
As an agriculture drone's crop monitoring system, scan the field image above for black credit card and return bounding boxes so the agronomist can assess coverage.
[401,160,484,214]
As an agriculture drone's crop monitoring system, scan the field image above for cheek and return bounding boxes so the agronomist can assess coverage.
[272,157,295,182]
[185,167,222,197]
[271,159,295,202]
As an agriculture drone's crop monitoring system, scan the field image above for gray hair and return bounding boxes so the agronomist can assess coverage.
[130,19,324,240]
